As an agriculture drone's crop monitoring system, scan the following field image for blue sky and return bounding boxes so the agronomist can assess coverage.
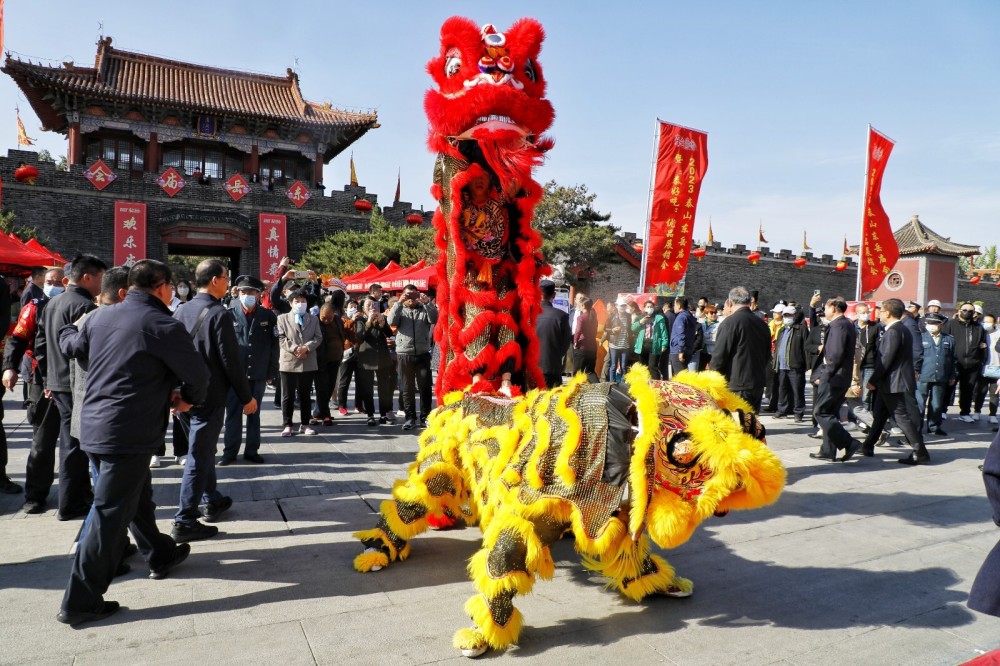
[3,1,998,257]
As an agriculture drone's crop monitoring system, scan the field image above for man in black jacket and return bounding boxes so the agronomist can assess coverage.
[861,298,929,465]
[709,286,771,412]
[37,255,107,520]
[773,305,809,422]
[536,280,571,389]
[222,275,278,465]
[172,260,257,543]
[811,297,860,461]
[951,301,988,422]
[57,259,208,626]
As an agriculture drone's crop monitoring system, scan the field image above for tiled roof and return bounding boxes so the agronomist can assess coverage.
[894,215,978,257]
[3,37,377,132]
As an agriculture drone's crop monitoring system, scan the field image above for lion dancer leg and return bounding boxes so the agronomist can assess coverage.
[581,525,693,601]
[453,509,564,657]
[354,450,470,572]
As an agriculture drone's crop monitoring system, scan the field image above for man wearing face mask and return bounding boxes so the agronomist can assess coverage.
[772,305,808,422]
[631,299,668,379]
[222,276,278,465]
[172,260,257,543]
[387,284,438,430]
[917,312,957,436]
[952,301,988,423]
[2,267,65,512]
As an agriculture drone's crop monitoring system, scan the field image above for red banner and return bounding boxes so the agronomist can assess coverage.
[643,121,709,290]
[113,201,146,267]
[259,213,287,281]
[860,127,899,296]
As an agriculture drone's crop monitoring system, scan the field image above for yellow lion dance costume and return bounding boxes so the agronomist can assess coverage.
[354,366,785,657]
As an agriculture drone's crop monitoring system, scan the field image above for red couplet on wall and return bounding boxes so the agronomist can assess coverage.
[258,213,287,281]
[113,201,146,267]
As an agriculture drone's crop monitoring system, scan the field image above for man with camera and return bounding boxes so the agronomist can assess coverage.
[387,284,437,430]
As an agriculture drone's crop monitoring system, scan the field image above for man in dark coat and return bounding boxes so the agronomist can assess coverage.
[222,275,278,465]
[669,297,697,377]
[20,266,46,307]
[810,297,860,461]
[536,280,571,389]
[710,286,771,412]
[951,301,988,423]
[861,298,930,465]
[37,255,107,520]
[772,305,809,422]
[172,260,257,543]
[56,259,209,626]
[969,429,1000,617]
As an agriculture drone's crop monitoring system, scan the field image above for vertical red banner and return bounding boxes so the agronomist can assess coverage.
[258,213,287,281]
[113,201,146,267]
[644,120,709,291]
[860,127,899,296]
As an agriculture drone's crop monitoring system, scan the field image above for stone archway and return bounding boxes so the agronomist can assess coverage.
[160,209,251,277]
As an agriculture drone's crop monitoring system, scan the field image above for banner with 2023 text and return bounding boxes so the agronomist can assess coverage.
[643,120,708,291]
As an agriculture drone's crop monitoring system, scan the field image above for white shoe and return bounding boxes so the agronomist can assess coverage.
[890,427,904,436]
[940,413,948,421]
[959,415,976,423]
[973,413,981,422]
[989,416,998,425]
[396,409,406,418]
[149,455,161,468]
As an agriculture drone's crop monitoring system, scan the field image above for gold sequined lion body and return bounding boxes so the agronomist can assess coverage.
[353,367,786,657]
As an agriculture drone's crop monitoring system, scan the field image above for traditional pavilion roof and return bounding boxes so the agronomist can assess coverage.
[3,37,378,136]
[894,214,979,257]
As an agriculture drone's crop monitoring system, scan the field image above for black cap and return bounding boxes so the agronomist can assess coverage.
[235,275,265,291]
[907,300,921,311]
[925,312,947,324]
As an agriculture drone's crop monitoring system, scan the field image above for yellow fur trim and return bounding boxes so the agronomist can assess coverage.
[481,511,544,571]
[453,627,487,652]
[381,499,429,542]
[536,546,555,580]
[619,554,676,602]
[443,390,465,406]
[672,369,752,414]
[467,548,536,598]
[669,575,694,595]
[352,528,399,561]
[570,513,627,557]
[465,594,524,650]
[553,376,585,486]
[624,364,660,537]
[645,488,697,549]
[353,549,389,573]
[525,412,552,489]
[399,542,411,561]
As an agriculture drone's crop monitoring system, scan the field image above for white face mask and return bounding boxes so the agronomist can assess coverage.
[346,308,358,318]
[819,317,829,326]
[927,325,941,334]
[43,284,64,298]
[291,302,308,315]
[645,308,655,315]
[239,294,257,309]
[984,323,996,332]
[782,317,794,326]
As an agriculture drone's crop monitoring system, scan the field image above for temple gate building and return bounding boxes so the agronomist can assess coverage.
[1,37,426,277]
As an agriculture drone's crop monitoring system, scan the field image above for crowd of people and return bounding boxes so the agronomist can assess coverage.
[538,283,1000,468]
[1,254,997,626]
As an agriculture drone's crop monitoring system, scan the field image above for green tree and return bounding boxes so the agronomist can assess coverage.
[0,210,45,243]
[37,149,54,163]
[534,181,618,281]
[961,244,998,274]
[300,207,436,276]
[55,155,68,172]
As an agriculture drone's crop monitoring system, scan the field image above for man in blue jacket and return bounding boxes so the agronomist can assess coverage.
[669,297,697,377]
[917,312,958,436]
[172,260,257,543]
[56,259,209,626]
[811,297,860,462]
[222,275,278,465]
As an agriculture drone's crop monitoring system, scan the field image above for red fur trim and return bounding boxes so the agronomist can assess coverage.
[427,513,458,529]
[469,379,497,394]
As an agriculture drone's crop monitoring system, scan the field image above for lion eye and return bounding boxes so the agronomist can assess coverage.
[445,49,462,77]
[523,58,537,82]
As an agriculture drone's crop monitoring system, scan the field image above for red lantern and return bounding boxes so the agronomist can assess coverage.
[691,247,707,261]
[747,251,761,265]
[406,212,424,226]
[793,257,807,269]
[14,164,39,185]
[835,261,847,272]
[971,276,982,285]
[354,198,372,213]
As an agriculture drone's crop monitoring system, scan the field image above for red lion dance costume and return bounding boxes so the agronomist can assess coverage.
[425,16,554,398]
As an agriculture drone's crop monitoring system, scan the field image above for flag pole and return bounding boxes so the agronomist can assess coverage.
[638,119,660,292]
[856,125,871,302]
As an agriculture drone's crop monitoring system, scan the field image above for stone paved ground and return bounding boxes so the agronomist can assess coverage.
[1,386,999,665]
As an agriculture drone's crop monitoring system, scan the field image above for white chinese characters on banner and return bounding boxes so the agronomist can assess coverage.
[114,202,146,267]
[258,213,287,281]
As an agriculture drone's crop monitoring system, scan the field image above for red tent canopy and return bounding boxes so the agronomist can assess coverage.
[378,261,435,291]
[0,234,59,272]
[25,238,68,265]
[348,261,402,292]
[341,263,380,282]
[384,264,437,291]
